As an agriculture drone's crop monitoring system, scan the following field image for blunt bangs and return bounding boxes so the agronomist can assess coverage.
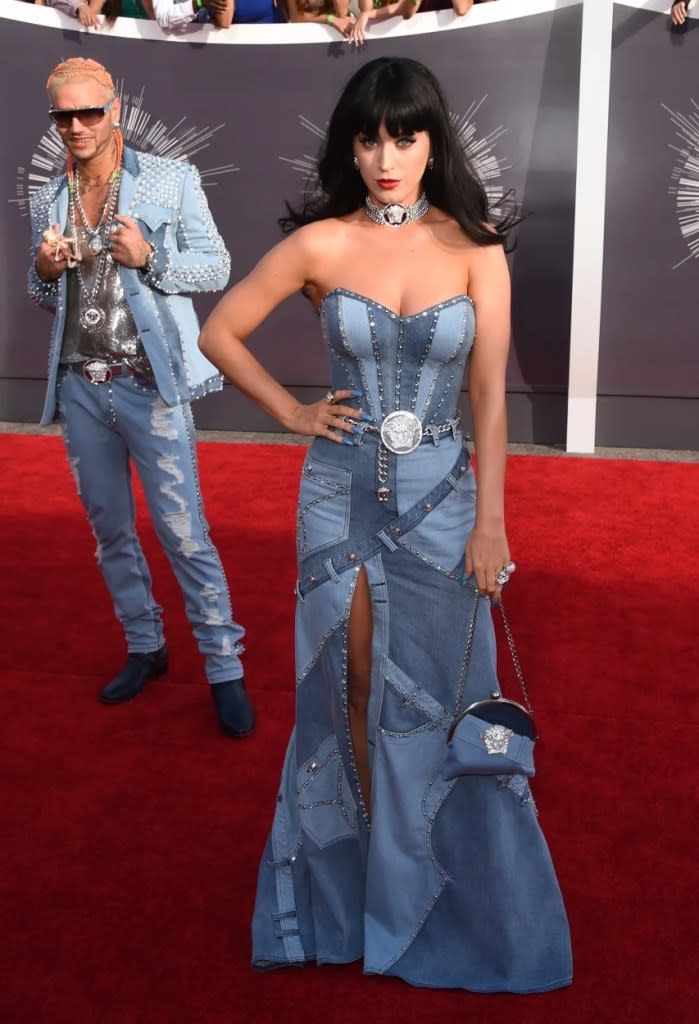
[346,63,442,142]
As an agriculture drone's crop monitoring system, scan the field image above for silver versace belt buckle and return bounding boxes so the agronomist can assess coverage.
[379,411,423,455]
[82,359,112,385]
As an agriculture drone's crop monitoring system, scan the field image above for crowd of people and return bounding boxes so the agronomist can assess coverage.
[20,0,496,38]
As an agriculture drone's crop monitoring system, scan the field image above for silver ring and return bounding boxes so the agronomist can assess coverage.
[325,390,335,404]
[495,561,516,586]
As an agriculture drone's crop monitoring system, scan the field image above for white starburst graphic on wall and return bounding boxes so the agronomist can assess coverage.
[664,100,699,268]
[451,98,509,209]
[12,83,238,217]
[279,115,326,185]
[280,99,509,205]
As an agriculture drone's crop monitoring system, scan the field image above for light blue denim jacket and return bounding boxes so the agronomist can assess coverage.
[27,147,230,425]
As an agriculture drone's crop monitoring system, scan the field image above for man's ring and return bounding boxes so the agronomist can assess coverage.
[325,389,335,404]
[495,561,517,586]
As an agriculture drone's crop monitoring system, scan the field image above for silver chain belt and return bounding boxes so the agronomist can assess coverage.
[364,411,461,454]
[370,412,461,502]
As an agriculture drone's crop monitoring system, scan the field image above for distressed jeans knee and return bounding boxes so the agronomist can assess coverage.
[57,375,245,680]
[134,394,245,683]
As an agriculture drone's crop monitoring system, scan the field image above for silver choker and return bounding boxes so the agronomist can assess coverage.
[364,193,430,228]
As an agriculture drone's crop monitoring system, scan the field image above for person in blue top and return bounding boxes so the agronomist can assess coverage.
[28,58,254,738]
[232,0,287,22]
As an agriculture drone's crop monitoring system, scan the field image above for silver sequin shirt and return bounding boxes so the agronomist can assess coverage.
[61,223,154,379]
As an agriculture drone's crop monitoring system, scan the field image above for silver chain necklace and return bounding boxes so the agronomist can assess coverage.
[70,166,121,334]
[364,192,430,228]
[72,166,119,256]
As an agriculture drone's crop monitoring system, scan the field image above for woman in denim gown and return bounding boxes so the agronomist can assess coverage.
[200,57,572,993]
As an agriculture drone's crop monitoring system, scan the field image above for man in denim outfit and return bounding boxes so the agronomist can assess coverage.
[28,57,254,737]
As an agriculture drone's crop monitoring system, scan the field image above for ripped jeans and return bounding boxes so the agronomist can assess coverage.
[56,370,245,683]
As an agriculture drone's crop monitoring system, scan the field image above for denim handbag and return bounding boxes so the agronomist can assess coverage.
[443,599,537,780]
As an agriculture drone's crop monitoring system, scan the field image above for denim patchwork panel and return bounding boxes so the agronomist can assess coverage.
[296,456,352,559]
[396,460,476,573]
[296,735,358,849]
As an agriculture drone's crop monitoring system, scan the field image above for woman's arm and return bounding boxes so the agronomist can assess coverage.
[465,242,512,599]
[349,0,418,44]
[286,0,354,34]
[199,228,362,440]
[212,0,233,28]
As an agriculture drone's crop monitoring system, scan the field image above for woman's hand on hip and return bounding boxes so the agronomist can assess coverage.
[287,388,366,442]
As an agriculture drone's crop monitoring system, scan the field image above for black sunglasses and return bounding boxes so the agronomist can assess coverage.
[48,99,115,129]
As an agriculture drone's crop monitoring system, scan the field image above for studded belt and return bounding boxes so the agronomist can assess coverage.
[64,359,151,386]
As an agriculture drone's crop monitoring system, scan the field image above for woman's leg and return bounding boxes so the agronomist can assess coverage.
[347,565,373,816]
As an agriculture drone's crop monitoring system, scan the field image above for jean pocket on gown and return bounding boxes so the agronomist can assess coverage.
[397,467,476,572]
[296,456,352,558]
[296,735,357,848]
[380,676,442,736]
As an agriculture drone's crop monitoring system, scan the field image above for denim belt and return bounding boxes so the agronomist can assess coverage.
[296,442,470,599]
[63,359,150,385]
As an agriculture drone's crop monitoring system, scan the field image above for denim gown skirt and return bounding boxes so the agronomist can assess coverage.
[251,291,572,993]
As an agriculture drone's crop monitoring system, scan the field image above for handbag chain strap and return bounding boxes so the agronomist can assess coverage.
[497,599,533,714]
[463,596,534,715]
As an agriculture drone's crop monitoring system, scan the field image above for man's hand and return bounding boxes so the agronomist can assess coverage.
[35,224,77,281]
[108,215,154,270]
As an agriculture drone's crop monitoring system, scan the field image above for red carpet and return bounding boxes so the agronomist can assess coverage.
[1,434,697,1024]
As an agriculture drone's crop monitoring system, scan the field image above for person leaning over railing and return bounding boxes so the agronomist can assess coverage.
[348,0,494,46]
[286,0,355,37]
[230,0,287,21]
[35,0,235,28]
[34,0,103,27]
[34,0,151,25]
[416,0,494,16]
[146,0,233,29]
[348,0,414,46]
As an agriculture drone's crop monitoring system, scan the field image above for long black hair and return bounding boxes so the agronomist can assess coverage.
[280,57,518,246]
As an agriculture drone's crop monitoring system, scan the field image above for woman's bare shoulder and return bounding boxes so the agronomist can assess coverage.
[428,207,488,252]
[291,217,354,255]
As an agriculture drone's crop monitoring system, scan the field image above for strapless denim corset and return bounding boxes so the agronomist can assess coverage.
[322,288,474,425]
[252,291,572,993]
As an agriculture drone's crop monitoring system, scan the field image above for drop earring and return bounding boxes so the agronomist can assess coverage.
[427,156,434,171]
[353,156,359,170]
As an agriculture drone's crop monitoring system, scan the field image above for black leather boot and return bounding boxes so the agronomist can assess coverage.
[211,679,256,738]
[99,644,169,704]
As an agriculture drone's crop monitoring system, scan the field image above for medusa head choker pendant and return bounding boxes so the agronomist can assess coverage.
[364,193,430,228]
